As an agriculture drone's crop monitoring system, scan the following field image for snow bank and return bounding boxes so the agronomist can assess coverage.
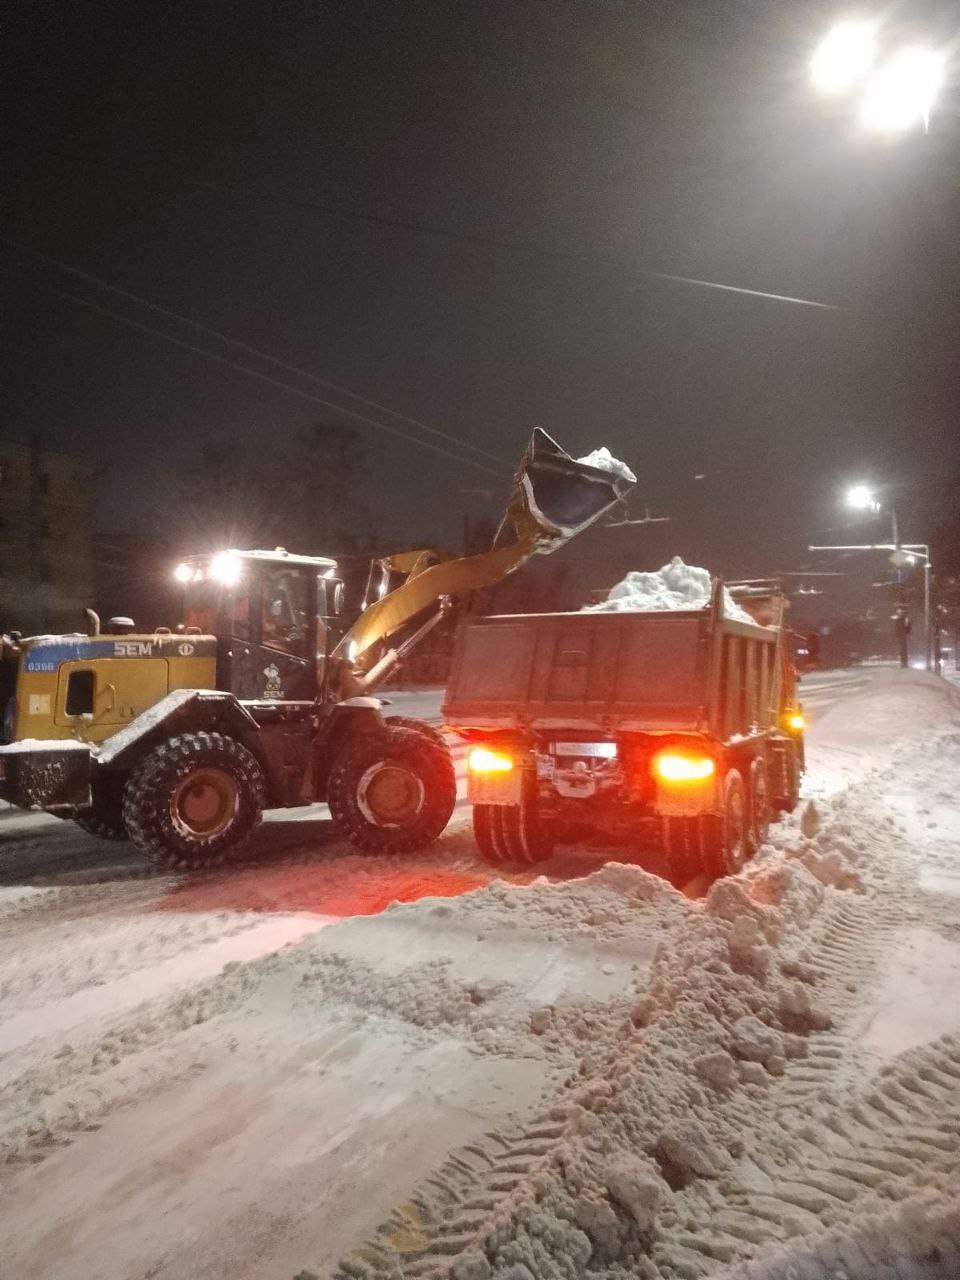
[576,447,637,484]
[584,555,756,624]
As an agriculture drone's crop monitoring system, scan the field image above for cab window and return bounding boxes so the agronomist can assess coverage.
[261,569,309,656]
[66,669,95,716]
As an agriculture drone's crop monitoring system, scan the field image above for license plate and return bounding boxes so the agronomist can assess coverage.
[551,741,617,759]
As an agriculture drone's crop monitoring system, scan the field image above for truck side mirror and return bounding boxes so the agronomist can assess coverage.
[319,577,345,618]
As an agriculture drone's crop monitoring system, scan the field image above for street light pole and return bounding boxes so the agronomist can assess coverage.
[808,541,935,673]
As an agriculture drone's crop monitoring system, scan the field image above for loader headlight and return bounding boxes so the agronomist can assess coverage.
[653,751,715,783]
[468,746,514,774]
[173,562,194,584]
[210,552,242,587]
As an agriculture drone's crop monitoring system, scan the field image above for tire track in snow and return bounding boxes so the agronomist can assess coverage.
[330,757,953,1279]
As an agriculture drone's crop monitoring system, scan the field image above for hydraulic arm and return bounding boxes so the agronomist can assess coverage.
[333,429,634,693]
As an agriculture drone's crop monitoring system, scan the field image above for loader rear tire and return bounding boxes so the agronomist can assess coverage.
[74,772,128,841]
[328,725,456,854]
[123,732,265,871]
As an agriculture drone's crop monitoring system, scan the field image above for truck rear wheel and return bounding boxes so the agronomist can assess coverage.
[770,739,802,813]
[749,757,770,852]
[123,732,266,871]
[663,817,702,885]
[328,725,456,854]
[473,791,554,867]
[473,805,508,863]
[75,772,128,841]
[702,768,748,879]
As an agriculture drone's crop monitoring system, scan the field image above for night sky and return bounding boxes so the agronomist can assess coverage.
[2,0,958,601]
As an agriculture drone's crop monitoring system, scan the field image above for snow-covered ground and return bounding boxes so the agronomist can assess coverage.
[1,668,959,1278]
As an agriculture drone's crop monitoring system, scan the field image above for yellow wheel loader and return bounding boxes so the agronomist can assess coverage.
[0,432,632,870]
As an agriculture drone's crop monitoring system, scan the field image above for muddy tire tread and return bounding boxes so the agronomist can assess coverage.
[122,732,265,871]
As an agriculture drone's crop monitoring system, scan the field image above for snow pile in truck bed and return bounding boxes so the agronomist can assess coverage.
[576,446,637,484]
[585,555,756,624]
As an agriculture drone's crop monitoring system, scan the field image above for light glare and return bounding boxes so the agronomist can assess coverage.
[846,484,877,511]
[468,746,514,774]
[173,562,193,583]
[811,20,877,95]
[859,47,945,133]
[209,552,242,587]
[654,752,715,783]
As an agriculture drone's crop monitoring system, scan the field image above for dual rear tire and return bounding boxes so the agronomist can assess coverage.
[473,780,554,868]
[665,759,772,884]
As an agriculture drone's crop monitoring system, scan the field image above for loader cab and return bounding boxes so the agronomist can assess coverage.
[175,550,345,703]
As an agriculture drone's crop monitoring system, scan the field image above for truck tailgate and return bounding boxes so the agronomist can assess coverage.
[443,611,708,731]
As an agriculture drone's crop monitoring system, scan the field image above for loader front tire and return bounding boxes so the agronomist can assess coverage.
[328,725,456,854]
[123,732,265,871]
[74,772,129,841]
[384,716,447,750]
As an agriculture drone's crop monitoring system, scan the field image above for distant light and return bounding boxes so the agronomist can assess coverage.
[911,660,925,669]
[209,552,242,587]
[846,483,878,511]
[811,20,877,96]
[173,562,193,584]
[859,47,945,133]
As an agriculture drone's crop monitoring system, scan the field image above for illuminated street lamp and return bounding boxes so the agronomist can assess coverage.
[845,483,880,513]
[811,20,877,95]
[809,486,936,670]
[810,19,946,135]
[846,483,898,545]
[859,46,945,134]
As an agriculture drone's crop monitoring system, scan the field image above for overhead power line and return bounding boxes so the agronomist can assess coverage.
[0,233,510,469]
[1,140,844,313]
[0,263,510,478]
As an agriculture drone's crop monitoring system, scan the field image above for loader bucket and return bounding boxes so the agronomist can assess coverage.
[504,429,634,550]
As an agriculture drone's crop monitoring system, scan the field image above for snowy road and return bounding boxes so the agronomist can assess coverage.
[1,667,959,1279]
